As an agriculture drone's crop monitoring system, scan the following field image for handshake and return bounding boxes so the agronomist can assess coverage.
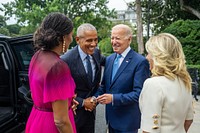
[83,96,97,112]
[83,94,113,112]
[72,94,113,114]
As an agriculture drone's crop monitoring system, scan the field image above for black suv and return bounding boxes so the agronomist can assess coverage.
[0,34,34,133]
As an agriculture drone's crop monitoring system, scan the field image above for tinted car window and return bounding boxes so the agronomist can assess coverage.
[0,45,13,126]
[11,43,34,70]
[0,45,10,100]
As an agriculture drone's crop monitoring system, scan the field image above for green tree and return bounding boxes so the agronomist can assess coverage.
[99,37,113,56]
[141,0,200,34]
[0,15,7,28]
[0,15,10,36]
[2,0,116,36]
[19,25,36,35]
[163,20,200,65]
[6,24,21,35]
[179,0,200,19]
[0,27,10,36]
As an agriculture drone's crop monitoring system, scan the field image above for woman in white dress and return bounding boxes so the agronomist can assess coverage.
[139,33,194,133]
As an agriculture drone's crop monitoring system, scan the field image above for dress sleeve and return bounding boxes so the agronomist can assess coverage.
[43,60,76,103]
[139,78,164,133]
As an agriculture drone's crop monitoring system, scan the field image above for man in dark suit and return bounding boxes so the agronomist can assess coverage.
[95,24,150,133]
[61,23,105,133]
[192,69,199,101]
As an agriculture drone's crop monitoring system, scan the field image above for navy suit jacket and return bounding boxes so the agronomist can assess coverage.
[95,49,150,131]
[61,45,105,130]
[61,45,105,108]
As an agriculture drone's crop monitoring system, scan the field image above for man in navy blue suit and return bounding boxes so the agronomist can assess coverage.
[61,23,105,133]
[95,24,150,133]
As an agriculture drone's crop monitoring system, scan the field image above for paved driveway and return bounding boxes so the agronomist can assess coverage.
[95,104,107,133]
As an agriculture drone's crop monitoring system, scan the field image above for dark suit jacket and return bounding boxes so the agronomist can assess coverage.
[61,45,105,117]
[95,49,150,132]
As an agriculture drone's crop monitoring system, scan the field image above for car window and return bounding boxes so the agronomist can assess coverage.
[11,42,34,70]
[0,45,9,70]
[0,45,10,101]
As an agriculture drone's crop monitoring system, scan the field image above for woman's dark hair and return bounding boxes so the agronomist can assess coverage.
[34,12,73,51]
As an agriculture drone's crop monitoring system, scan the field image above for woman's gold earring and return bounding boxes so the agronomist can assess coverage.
[62,39,66,53]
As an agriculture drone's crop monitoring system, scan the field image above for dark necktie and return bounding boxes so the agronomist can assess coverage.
[112,54,122,81]
[86,55,93,82]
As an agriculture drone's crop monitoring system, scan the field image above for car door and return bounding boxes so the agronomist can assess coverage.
[0,35,34,133]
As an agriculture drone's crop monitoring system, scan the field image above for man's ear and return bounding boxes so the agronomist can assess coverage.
[75,36,80,44]
[128,36,132,43]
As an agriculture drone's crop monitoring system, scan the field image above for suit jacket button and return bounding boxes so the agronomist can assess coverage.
[152,125,159,129]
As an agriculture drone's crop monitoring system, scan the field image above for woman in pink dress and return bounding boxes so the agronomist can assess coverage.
[25,12,76,133]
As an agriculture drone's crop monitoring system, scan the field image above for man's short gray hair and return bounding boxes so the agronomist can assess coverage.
[112,24,132,38]
[77,23,97,37]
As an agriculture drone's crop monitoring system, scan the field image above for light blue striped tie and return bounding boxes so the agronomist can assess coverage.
[112,54,122,81]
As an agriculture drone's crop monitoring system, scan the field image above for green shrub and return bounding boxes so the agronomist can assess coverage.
[98,37,113,56]
[163,20,200,65]
[0,28,10,36]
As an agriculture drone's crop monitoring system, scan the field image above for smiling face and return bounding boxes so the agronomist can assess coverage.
[111,27,132,54]
[76,30,98,55]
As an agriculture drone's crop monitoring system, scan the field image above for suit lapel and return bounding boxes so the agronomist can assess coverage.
[108,54,117,87]
[92,54,99,84]
[111,50,133,85]
[74,46,90,87]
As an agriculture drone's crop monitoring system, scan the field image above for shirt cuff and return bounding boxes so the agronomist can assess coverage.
[112,94,114,106]
[82,99,85,107]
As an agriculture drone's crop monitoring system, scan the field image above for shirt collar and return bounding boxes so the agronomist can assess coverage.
[120,46,131,58]
[78,45,87,61]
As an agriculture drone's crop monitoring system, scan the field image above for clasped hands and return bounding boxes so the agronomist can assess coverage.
[83,97,97,112]
[71,96,97,114]
[84,94,113,111]
[72,94,113,114]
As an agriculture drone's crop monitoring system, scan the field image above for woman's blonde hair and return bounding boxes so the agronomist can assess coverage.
[145,33,191,91]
